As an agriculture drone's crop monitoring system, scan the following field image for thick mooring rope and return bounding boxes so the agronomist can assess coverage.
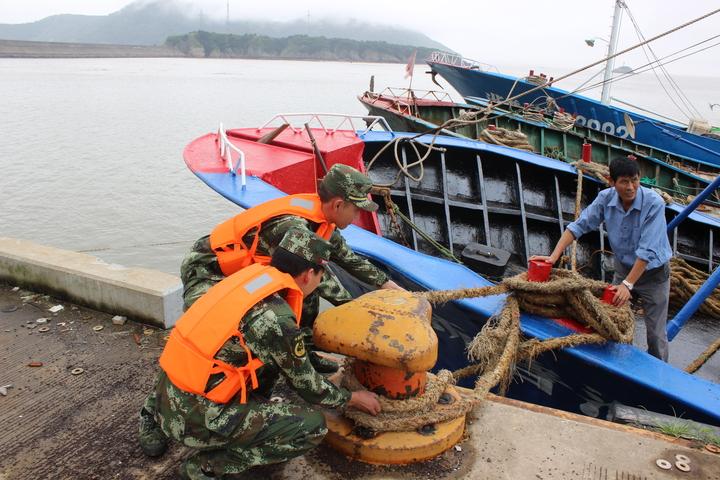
[343,269,633,433]
[573,160,610,185]
[685,337,720,373]
[670,257,720,318]
[551,111,577,131]
[675,256,720,372]
[478,127,535,152]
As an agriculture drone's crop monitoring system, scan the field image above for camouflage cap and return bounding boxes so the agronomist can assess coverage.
[278,227,332,266]
[320,164,378,212]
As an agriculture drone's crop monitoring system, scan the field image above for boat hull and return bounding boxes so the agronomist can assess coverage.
[428,61,720,168]
[359,91,720,209]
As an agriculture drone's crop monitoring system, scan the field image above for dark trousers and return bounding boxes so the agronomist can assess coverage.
[613,261,670,361]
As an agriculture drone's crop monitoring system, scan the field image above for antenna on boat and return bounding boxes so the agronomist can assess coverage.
[601,0,624,105]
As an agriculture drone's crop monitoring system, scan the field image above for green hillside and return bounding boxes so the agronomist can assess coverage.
[166,31,437,62]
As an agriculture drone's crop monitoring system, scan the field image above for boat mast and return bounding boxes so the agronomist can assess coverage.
[601,0,624,104]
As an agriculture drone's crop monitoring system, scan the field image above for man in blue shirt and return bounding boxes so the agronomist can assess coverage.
[532,157,672,361]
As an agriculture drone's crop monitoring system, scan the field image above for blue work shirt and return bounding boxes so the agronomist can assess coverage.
[567,186,672,270]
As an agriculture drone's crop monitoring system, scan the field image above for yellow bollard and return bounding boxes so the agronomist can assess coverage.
[314,289,465,464]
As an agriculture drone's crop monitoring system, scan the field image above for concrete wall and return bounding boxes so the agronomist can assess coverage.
[0,237,182,328]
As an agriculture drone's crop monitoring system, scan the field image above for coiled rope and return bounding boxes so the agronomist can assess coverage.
[342,269,633,433]
[478,127,535,152]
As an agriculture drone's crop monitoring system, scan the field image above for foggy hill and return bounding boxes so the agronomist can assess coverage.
[0,0,450,51]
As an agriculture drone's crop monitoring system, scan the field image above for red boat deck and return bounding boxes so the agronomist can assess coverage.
[183,126,381,234]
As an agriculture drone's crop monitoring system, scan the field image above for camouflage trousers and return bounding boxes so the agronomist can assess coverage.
[145,373,326,477]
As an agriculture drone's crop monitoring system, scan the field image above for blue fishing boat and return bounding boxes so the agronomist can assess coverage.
[426,52,720,168]
[184,114,720,427]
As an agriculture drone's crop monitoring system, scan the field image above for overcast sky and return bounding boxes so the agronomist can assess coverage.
[1,0,719,77]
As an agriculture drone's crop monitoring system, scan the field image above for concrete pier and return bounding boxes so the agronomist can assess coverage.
[1,282,719,479]
[0,238,182,328]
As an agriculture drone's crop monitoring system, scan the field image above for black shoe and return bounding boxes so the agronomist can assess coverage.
[138,412,168,458]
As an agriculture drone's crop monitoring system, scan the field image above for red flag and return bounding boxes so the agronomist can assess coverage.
[404,50,417,79]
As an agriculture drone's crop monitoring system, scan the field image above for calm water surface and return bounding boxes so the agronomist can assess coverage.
[1,58,718,379]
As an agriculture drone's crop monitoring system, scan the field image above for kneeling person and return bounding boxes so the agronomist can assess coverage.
[143,228,381,479]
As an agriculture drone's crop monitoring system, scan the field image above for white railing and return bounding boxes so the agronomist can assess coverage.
[427,51,499,72]
[376,87,454,103]
[217,122,246,190]
[258,113,392,136]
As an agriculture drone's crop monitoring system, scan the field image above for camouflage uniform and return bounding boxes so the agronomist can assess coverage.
[181,217,387,323]
[142,229,351,479]
[180,164,388,324]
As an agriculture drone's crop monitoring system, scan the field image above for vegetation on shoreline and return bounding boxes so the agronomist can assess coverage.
[165,31,437,62]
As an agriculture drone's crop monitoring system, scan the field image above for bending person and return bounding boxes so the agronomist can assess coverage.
[139,228,381,479]
[181,163,402,324]
[531,156,672,361]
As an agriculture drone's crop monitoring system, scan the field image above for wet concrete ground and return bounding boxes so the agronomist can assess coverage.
[2,282,719,480]
[0,283,468,479]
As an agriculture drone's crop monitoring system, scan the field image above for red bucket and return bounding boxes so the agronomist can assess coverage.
[527,259,552,282]
[602,285,616,304]
[582,143,592,163]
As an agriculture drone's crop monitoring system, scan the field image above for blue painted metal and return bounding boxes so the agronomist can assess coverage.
[667,265,720,341]
[186,130,720,426]
[192,172,720,425]
[428,62,720,168]
[667,174,720,231]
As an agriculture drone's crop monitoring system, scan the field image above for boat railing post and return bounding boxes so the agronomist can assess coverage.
[258,113,393,136]
[666,264,720,341]
[234,149,246,190]
[217,122,247,190]
[218,123,226,159]
[666,174,720,231]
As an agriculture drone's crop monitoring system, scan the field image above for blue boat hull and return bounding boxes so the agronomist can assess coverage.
[429,62,720,168]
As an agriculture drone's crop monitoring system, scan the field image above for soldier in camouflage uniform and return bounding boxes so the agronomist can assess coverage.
[180,164,402,321]
[139,165,401,459]
[140,228,381,479]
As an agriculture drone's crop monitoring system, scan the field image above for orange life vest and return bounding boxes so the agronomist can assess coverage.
[209,193,335,276]
[159,263,303,404]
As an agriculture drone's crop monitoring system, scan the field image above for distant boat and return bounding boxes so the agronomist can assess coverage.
[426,51,720,168]
[425,2,720,166]
[183,114,720,426]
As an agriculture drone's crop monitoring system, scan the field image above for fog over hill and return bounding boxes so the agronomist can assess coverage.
[0,0,450,51]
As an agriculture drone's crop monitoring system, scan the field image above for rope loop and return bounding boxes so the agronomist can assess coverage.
[343,269,634,433]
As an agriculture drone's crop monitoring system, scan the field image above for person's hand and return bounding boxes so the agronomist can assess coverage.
[612,284,631,307]
[529,254,557,265]
[348,391,381,416]
[380,280,405,291]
